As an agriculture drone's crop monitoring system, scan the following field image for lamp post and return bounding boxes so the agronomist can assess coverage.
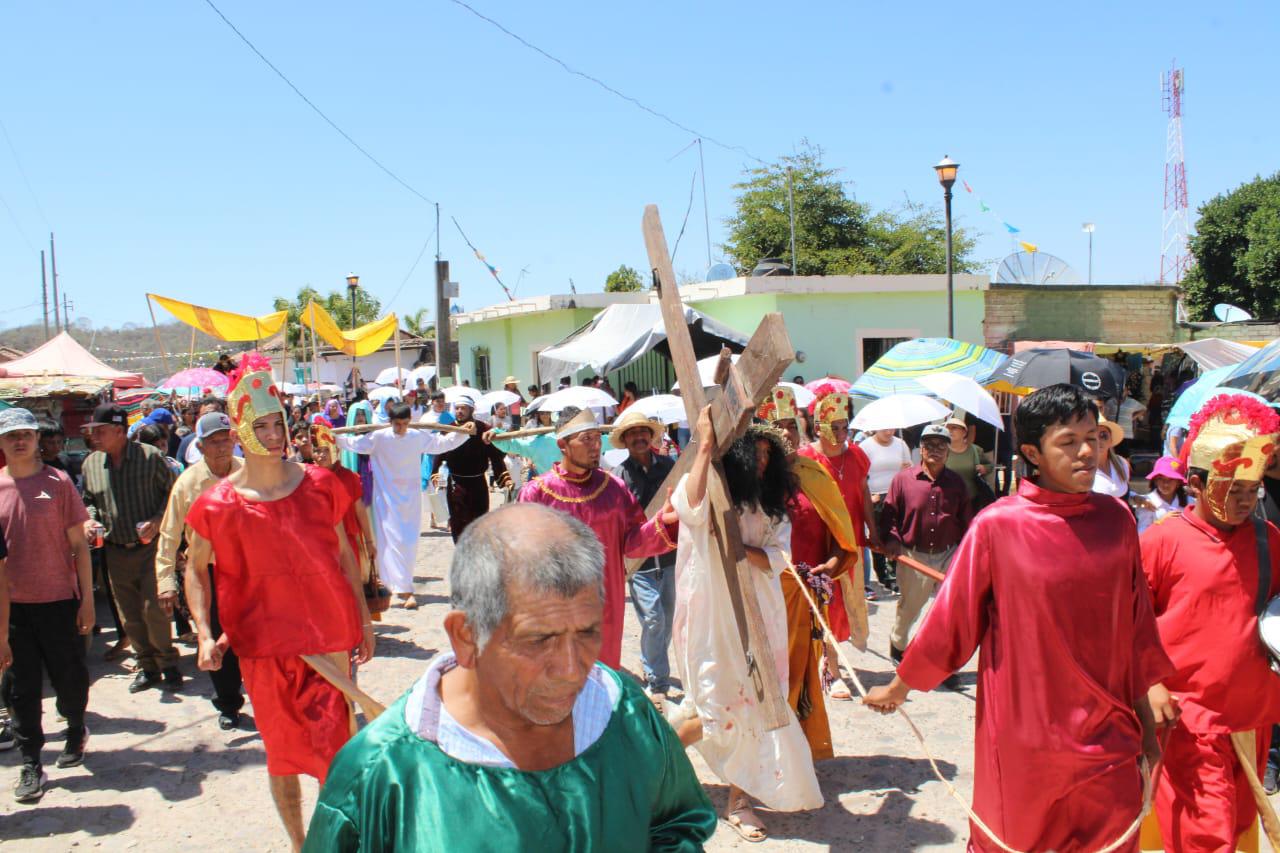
[1082,223,1095,285]
[934,156,959,338]
[346,274,359,393]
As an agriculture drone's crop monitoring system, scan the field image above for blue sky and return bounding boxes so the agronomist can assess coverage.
[0,1,1275,330]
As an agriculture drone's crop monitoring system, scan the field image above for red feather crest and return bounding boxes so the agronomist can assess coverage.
[227,351,273,392]
[1180,392,1279,468]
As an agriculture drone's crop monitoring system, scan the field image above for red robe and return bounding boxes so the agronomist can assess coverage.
[798,443,869,641]
[1140,510,1280,851]
[518,464,677,668]
[187,465,361,780]
[897,480,1173,852]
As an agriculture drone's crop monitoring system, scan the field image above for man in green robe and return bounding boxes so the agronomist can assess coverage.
[304,502,717,852]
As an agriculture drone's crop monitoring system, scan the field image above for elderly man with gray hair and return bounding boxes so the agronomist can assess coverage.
[304,503,716,852]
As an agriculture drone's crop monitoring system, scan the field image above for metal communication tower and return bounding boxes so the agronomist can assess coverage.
[1160,62,1191,285]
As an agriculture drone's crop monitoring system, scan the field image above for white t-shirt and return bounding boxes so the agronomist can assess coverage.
[858,435,912,494]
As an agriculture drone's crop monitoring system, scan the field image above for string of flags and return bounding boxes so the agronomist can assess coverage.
[960,179,1038,254]
[452,216,515,302]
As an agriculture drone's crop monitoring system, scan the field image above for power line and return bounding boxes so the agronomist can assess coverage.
[451,216,515,301]
[382,224,438,312]
[199,0,435,206]
[669,170,697,265]
[0,117,51,229]
[445,0,765,164]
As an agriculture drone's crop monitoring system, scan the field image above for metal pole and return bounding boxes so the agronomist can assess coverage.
[49,233,61,333]
[944,185,955,339]
[697,138,712,269]
[787,168,798,274]
[40,250,49,341]
[349,284,357,393]
[1088,230,1094,285]
[145,295,171,378]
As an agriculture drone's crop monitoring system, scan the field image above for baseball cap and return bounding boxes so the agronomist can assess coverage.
[196,412,232,440]
[84,403,128,428]
[920,424,950,441]
[0,407,39,437]
[143,408,176,427]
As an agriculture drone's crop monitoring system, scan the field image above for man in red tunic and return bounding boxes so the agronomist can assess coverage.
[865,384,1173,852]
[184,363,374,852]
[1141,393,1280,852]
[517,407,677,669]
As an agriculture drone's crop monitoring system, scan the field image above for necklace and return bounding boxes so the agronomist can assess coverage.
[536,470,610,504]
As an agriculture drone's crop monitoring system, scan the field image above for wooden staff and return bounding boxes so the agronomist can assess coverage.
[1230,730,1280,849]
[332,421,476,436]
[875,548,947,583]
[490,424,616,441]
[300,653,385,721]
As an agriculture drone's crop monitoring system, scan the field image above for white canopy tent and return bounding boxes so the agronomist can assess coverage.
[536,303,749,384]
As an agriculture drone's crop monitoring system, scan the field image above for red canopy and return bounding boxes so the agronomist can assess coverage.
[0,331,144,389]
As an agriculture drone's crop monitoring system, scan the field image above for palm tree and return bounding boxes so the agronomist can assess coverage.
[403,307,435,339]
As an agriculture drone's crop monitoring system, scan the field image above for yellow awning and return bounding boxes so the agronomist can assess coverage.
[148,294,287,342]
[301,300,398,358]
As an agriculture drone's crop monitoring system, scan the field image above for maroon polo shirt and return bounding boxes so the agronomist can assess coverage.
[879,463,973,553]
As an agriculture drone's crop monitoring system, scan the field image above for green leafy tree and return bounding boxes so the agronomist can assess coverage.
[272,285,382,356]
[1181,172,1280,320]
[604,264,645,292]
[723,141,977,276]
[403,307,435,338]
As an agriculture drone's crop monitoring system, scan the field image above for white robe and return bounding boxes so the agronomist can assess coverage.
[337,429,468,593]
[670,474,822,811]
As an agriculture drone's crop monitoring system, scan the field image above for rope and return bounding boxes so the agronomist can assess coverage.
[784,561,1161,853]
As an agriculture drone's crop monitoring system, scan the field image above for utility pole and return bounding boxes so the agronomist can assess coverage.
[435,260,453,387]
[697,138,712,269]
[40,250,49,340]
[786,168,798,275]
[49,232,61,333]
[61,293,72,330]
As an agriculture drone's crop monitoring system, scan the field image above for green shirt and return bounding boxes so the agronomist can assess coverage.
[81,441,176,545]
[304,666,716,853]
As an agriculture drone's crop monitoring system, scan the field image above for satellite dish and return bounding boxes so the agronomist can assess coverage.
[705,263,737,282]
[994,251,1082,285]
[751,257,792,277]
[1213,303,1253,323]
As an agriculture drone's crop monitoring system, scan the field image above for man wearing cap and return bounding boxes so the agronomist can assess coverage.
[612,409,677,698]
[0,408,94,802]
[336,401,473,606]
[434,393,510,543]
[518,407,678,669]
[80,402,180,694]
[878,422,972,674]
[1141,394,1280,851]
[154,412,246,729]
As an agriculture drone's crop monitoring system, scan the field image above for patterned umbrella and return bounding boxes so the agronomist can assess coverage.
[158,367,230,392]
[851,338,1008,399]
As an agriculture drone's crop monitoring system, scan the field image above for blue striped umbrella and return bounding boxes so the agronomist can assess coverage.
[1220,337,1280,400]
[851,338,1009,399]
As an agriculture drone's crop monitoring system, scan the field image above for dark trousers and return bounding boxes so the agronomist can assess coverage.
[207,570,243,716]
[870,500,898,587]
[447,477,491,542]
[3,600,90,765]
[105,542,177,673]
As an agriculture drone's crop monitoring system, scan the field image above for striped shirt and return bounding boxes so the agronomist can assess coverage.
[81,441,176,546]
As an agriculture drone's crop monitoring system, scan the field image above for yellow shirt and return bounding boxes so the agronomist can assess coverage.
[154,456,243,595]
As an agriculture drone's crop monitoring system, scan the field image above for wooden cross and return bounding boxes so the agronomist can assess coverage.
[634,204,794,730]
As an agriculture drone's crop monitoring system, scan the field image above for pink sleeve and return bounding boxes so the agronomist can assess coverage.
[897,521,993,692]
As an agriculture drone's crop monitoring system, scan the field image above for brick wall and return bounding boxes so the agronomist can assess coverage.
[983,284,1178,351]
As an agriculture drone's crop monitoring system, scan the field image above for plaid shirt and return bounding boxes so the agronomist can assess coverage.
[81,441,177,546]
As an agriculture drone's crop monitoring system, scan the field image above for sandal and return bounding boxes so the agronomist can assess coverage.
[400,596,419,610]
[724,801,767,843]
[826,677,853,701]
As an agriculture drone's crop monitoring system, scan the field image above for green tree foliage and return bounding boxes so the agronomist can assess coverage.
[272,286,382,355]
[723,142,977,276]
[604,264,645,292]
[403,307,435,339]
[1182,173,1280,320]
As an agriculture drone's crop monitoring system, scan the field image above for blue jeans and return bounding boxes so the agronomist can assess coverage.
[629,562,676,693]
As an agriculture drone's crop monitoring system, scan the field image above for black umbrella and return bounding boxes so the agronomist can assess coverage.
[987,348,1126,399]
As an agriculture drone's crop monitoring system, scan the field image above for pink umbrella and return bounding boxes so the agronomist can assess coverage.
[804,376,852,394]
[159,367,230,391]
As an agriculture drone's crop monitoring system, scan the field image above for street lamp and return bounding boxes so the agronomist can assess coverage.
[346,274,360,393]
[934,156,959,339]
[1082,223,1095,285]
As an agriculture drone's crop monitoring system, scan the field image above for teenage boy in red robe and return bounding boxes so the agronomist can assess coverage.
[1140,393,1280,852]
[184,361,374,852]
[865,383,1173,852]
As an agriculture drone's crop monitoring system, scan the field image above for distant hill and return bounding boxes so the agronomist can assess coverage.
[0,320,249,385]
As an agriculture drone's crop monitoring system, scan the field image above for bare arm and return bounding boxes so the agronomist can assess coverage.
[354,501,376,562]
[66,521,94,635]
[185,531,222,671]
[684,406,715,510]
[861,480,880,548]
[337,523,374,665]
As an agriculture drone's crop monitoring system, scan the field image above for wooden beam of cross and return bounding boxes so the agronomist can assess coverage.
[636,204,794,731]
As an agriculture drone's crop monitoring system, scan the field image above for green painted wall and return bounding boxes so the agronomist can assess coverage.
[456,308,600,390]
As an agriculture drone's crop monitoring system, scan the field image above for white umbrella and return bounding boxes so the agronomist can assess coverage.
[916,373,1004,430]
[409,365,437,384]
[444,385,479,406]
[538,385,618,412]
[851,394,950,431]
[368,386,400,404]
[672,353,740,391]
[777,381,815,409]
[375,366,412,386]
[523,394,549,415]
[631,394,688,424]
[475,389,521,412]
[602,448,629,469]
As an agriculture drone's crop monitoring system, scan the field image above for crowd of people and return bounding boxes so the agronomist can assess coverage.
[0,350,1278,853]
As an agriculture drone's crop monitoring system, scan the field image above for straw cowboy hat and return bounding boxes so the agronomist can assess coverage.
[1097,416,1124,446]
[609,409,663,449]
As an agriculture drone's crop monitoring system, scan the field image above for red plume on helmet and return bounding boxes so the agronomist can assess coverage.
[807,382,841,417]
[227,351,273,392]
[1180,392,1280,470]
